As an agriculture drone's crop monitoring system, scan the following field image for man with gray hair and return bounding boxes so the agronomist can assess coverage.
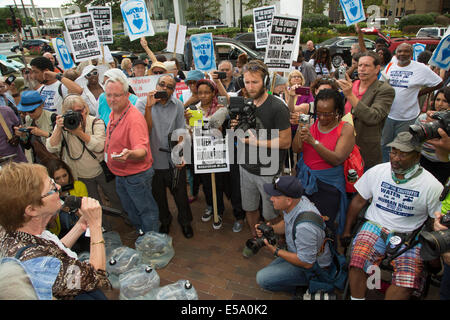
[104,75,160,236]
[380,43,443,162]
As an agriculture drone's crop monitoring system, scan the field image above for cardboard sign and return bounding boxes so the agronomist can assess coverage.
[339,0,366,26]
[175,81,188,99]
[167,23,187,55]
[52,37,76,70]
[87,6,113,44]
[121,0,155,41]
[413,43,426,61]
[428,30,450,71]
[191,33,216,72]
[253,5,276,49]
[128,75,162,99]
[63,12,102,62]
[193,128,230,174]
[264,15,301,72]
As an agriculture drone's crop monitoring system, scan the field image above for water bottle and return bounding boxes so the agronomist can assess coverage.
[135,231,175,269]
[347,169,358,183]
[143,280,198,300]
[106,246,141,289]
[119,264,160,300]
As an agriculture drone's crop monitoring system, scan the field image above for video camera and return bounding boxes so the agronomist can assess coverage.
[244,224,277,255]
[63,110,82,130]
[419,213,450,261]
[228,96,257,132]
[409,110,450,145]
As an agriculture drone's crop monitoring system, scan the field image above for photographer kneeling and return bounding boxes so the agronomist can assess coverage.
[46,95,125,219]
[255,175,332,296]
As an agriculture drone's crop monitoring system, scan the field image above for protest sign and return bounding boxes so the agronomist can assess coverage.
[167,23,187,55]
[128,75,162,99]
[87,6,113,44]
[428,30,450,71]
[253,5,276,49]
[193,128,230,174]
[121,0,155,42]
[339,0,366,26]
[264,15,301,72]
[175,81,188,100]
[52,37,76,70]
[412,43,426,61]
[191,33,216,72]
[63,12,102,63]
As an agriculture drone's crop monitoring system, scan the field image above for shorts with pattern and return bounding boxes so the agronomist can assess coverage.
[349,220,425,290]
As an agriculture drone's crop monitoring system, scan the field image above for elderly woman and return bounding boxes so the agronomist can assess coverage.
[120,58,133,78]
[287,69,314,114]
[293,89,354,235]
[46,95,125,219]
[0,162,111,299]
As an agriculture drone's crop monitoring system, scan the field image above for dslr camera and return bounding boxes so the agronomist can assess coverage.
[63,110,82,130]
[409,110,450,145]
[245,224,277,255]
[419,213,450,261]
[229,96,257,132]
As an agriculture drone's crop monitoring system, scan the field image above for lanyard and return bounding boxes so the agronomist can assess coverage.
[106,104,131,154]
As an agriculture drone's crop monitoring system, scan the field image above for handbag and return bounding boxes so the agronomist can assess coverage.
[337,122,364,193]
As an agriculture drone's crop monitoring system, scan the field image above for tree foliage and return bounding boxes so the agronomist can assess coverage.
[243,0,272,11]
[185,0,221,26]
[64,0,122,21]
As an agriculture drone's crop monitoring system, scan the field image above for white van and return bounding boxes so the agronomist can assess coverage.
[416,27,449,39]
[199,25,228,30]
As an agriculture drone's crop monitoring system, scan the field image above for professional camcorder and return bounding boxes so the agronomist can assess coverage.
[409,110,450,145]
[419,212,450,261]
[63,110,82,130]
[229,96,257,132]
[244,224,277,255]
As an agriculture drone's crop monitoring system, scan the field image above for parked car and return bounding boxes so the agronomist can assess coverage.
[0,34,13,43]
[361,27,441,54]
[416,26,449,39]
[158,36,265,71]
[317,36,376,67]
[110,51,139,65]
[199,25,229,30]
[233,32,266,52]
[10,39,50,53]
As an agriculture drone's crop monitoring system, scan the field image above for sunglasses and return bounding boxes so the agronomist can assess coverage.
[153,71,165,75]
[85,71,98,78]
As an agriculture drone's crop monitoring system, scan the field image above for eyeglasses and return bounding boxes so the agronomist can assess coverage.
[85,71,98,78]
[316,111,335,118]
[389,150,410,160]
[157,81,175,90]
[41,178,59,199]
[153,71,165,75]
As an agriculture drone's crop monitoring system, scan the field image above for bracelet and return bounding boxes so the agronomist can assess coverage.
[274,247,281,257]
[91,239,105,246]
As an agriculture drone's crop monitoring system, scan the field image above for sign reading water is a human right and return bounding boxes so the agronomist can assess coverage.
[264,15,301,72]
[253,5,276,49]
[339,0,366,26]
[87,6,113,44]
[121,0,155,42]
[428,29,450,71]
[63,12,102,63]
[191,33,216,72]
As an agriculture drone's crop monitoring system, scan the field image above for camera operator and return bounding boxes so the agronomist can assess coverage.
[255,176,331,296]
[342,132,443,300]
[46,95,125,218]
[229,60,291,251]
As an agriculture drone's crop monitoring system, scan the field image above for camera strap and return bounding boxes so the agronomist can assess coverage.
[0,111,13,140]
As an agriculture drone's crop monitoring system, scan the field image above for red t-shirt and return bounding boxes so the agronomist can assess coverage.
[344,80,366,114]
[303,121,341,170]
[105,102,152,176]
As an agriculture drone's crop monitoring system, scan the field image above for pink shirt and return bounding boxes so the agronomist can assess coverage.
[303,121,341,170]
[344,80,366,115]
[105,102,152,176]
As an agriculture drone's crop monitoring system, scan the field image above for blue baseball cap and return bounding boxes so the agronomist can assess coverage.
[263,176,304,198]
[17,90,44,112]
[186,69,205,82]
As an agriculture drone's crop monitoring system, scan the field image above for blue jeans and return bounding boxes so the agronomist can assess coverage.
[115,167,160,233]
[256,257,311,294]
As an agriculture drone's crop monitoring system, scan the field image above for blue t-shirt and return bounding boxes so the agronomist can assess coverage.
[97,92,139,126]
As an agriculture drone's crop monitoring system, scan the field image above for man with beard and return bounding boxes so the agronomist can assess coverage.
[230,60,291,256]
[341,132,443,300]
[380,43,443,162]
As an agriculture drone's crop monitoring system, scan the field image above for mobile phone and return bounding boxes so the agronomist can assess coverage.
[5,75,16,86]
[154,91,168,99]
[218,96,228,107]
[188,105,197,111]
[215,71,227,79]
[295,86,310,96]
[111,153,123,158]
[19,127,31,133]
[337,66,346,80]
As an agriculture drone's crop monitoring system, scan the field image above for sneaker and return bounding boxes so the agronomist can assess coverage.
[212,216,223,230]
[201,208,213,222]
[232,220,244,233]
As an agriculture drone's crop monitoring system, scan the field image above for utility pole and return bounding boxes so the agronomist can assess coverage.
[19,0,30,39]
[30,0,42,37]
[232,0,236,27]
[240,0,243,32]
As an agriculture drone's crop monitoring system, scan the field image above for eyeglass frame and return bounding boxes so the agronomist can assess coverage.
[157,81,175,91]
[41,178,59,199]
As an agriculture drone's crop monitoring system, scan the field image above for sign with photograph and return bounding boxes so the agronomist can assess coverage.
[264,15,301,71]
[253,5,276,49]
[87,6,113,44]
[121,0,155,41]
[63,12,102,62]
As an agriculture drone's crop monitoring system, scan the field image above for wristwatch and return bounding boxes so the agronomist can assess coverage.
[314,139,319,145]
[274,247,281,257]
[55,73,63,81]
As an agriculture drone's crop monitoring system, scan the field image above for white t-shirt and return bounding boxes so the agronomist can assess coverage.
[386,60,442,121]
[355,162,443,233]
[38,81,69,114]
[38,230,78,259]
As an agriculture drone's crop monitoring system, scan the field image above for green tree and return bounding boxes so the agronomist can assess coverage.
[303,0,332,14]
[64,0,122,22]
[0,7,34,34]
[186,0,221,26]
[243,0,272,11]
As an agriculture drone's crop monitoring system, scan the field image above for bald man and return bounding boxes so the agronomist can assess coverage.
[380,43,443,162]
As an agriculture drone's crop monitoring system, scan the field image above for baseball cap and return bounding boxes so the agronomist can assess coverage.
[387,132,422,153]
[263,176,304,198]
[133,59,147,67]
[17,90,44,112]
[185,69,205,82]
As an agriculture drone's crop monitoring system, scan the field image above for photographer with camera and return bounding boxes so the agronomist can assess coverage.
[46,95,125,220]
[229,60,291,249]
[254,175,332,296]
[143,75,194,239]
[342,131,443,300]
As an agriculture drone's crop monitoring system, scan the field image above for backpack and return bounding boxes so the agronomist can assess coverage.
[337,122,364,193]
[292,211,348,294]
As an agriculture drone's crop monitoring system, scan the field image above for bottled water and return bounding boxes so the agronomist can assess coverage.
[143,280,198,300]
[135,231,175,269]
[119,265,160,300]
[106,246,141,289]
